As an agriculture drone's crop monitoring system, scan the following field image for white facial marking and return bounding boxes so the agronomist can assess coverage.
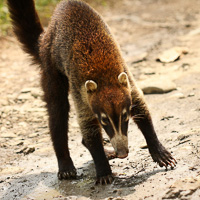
[122,108,127,115]
[122,108,129,121]
[106,113,128,154]
[95,114,98,119]
[101,113,107,118]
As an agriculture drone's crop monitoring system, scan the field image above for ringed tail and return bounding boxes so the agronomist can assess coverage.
[7,0,44,64]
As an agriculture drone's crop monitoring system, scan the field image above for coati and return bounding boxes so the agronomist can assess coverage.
[7,0,176,184]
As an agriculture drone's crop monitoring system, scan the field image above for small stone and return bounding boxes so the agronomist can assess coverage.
[16,147,35,155]
[177,134,189,141]
[169,92,185,99]
[157,47,188,63]
[28,133,39,138]
[21,88,32,93]
[17,93,32,100]
[1,132,16,138]
[161,116,174,121]
[31,88,43,98]
[139,78,177,94]
[140,142,148,149]
[17,142,24,146]
[189,166,198,171]
[188,93,195,97]
[181,63,190,70]
[0,99,9,106]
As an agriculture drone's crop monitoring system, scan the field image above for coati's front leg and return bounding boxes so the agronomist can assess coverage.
[77,109,113,184]
[41,67,76,180]
[127,72,176,169]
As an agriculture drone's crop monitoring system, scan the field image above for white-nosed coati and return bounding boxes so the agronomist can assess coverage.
[7,0,176,184]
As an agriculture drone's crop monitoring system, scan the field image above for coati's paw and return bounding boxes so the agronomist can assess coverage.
[95,174,114,185]
[58,168,77,180]
[149,144,177,170]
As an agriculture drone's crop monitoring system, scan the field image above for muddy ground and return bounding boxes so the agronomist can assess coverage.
[0,0,200,199]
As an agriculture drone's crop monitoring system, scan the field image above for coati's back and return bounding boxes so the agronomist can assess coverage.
[42,0,125,88]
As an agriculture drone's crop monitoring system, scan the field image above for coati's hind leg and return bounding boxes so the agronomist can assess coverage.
[41,67,76,180]
[75,105,113,184]
[126,71,177,169]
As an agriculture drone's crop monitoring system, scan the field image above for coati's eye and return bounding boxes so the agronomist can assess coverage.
[122,109,129,122]
[100,113,110,126]
[101,117,110,126]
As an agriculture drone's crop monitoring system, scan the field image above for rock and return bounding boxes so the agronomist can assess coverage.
[28,132,39,138]
[163,177,200,199]
[16,147,35,155]
[169,92,185,99]
[140,142,148,149]
[26,107,46,113]
[1,132,16,138]
[17,93,32,101]
[20,88,32,93]
[21,87,43,98]
[157,47,188,63]
[31,88,43,98]
[0,99,9,106]
[177,134,189,141]
[188,93,195,97]
[161,116,174,121]
[139,78,177,94]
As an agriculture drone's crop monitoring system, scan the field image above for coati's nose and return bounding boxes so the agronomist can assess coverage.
[116,149,129,159]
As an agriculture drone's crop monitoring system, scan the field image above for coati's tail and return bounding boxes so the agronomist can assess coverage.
[7,0,43,64]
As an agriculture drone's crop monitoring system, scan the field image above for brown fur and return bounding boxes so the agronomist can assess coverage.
[8,0,176,185]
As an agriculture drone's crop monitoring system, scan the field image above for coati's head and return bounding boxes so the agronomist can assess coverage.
[85,72,132,159]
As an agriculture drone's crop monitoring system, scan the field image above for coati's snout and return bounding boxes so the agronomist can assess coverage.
[99,110,130,159]
[85,72,131,159]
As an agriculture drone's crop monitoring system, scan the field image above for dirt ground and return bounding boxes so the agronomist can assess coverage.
[0,0,200,199]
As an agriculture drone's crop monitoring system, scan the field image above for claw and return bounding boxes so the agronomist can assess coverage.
[58,172,62,180]
[151,145,177,171]
[158,160,165,167]
[108,176,114,184]
[63,173,68,179]
[58,169,77,180]
[172,158,177,164]
[95,175,114,185]
[68,169,77,178]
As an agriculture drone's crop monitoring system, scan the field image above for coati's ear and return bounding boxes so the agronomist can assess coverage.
[118,72,128,87]
[85,80,97,93]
